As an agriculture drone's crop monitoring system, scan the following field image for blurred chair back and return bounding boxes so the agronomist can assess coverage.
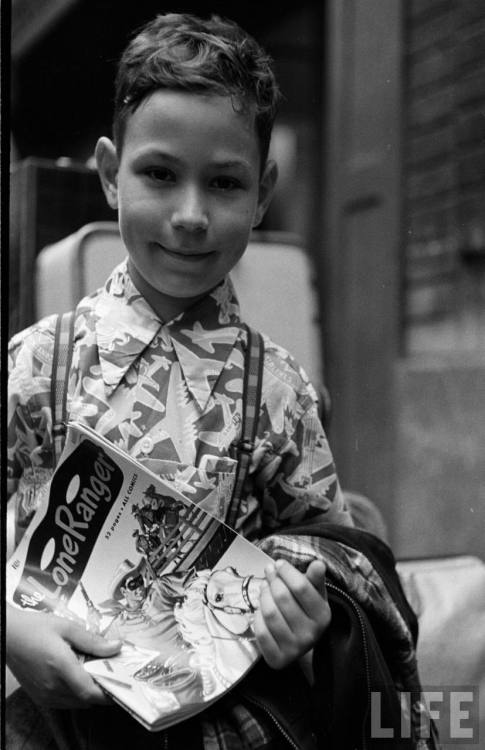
[36,222,324,389]
[36,222,127,320]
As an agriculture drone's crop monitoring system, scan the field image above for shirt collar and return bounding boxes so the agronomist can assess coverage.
[95,260,243,410]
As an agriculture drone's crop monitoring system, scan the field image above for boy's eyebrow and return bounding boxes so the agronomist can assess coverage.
[212,159,252,171]
[132,148,252,171]
[132,148,183,164]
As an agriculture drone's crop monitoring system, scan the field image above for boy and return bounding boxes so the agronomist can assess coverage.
[7,12,427,750]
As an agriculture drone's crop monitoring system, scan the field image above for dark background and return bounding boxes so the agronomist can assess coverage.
[11,0,323,165]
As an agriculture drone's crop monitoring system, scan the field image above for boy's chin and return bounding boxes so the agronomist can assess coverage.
[143,282,218,321]
[156,282,219,303]
[153,275,226,304]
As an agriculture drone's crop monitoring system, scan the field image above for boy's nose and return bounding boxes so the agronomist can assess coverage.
[171,187,209,233]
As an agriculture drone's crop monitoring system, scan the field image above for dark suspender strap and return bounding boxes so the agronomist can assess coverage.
[51,310,76,467]
[226,324,265,529]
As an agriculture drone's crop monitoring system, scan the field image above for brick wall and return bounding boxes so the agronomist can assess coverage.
[403,0,485,347]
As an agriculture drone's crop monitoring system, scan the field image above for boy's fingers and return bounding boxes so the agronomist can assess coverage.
[259,579,295,638]
[256,562,332,669]
[33,639,113,708]
[261,574,321,650]
[64,622,122,657]
[253,598,288,669]
[60,663,113,707]
[256,580,321,668]
[63,664,113,707]
[272,560,328,620]
[59,632,118,706]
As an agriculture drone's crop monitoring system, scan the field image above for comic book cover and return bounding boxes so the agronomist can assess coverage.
[6,421,272,731]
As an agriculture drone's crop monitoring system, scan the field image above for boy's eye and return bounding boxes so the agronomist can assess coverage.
[145,167,175,183]
[211,176,242,191]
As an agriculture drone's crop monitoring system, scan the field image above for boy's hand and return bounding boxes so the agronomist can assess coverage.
[7,605,121,708]
[253,559,331,670]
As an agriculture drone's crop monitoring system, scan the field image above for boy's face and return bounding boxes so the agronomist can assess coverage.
[96,91,277,319]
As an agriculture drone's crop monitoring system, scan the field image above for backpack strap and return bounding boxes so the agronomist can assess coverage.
[51,310,76,467]
[227,324,265,529]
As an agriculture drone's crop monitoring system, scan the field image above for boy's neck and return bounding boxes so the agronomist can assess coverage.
[127,258,207,322]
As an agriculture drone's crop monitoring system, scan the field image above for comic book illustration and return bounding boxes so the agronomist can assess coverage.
[6,421,272,731]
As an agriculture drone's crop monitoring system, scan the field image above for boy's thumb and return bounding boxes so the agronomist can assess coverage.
[305,559,328,596]
[65,623,122,657]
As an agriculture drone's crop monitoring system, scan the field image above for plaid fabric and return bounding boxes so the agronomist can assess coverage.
[198,528,438,750]
[256,532,439,750]
[201,697,279,750]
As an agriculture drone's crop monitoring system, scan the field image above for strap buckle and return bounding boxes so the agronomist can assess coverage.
[229,439,254,460]
[238,439,254,454]
[52,421,67,437]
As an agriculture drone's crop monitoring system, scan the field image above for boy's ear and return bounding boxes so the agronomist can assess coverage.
[95,137,119,210]
[253,159,278,228]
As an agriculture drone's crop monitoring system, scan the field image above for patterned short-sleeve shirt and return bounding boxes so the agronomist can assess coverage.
[8,260,351,546]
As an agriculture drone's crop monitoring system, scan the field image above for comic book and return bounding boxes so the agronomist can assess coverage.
[6,421,272,731]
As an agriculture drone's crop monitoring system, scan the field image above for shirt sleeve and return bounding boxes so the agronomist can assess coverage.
[7,326,55,548]
[250,340,354,533]
[256,398,353,531]
[8,334,33,497]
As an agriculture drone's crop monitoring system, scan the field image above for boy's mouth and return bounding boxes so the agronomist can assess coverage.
[161,246,214,261]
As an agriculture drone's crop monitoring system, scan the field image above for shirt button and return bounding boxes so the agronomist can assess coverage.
[140,437,154,455]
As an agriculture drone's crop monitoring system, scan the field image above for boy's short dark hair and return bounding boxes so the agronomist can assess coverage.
[113,12,281,167]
